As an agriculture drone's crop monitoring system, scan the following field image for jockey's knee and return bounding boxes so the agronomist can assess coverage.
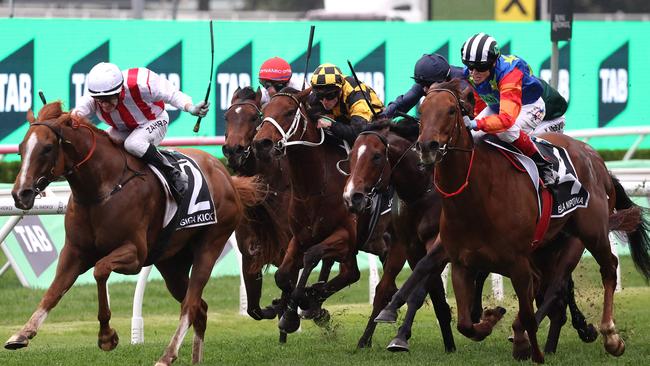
[123,138,149,158]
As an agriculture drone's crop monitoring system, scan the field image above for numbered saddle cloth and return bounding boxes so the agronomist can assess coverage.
[149,150,217,230]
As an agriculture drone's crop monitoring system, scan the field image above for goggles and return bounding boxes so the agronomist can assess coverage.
[260,80,287,91]
[315,89,340,101]
[463,61,492,72]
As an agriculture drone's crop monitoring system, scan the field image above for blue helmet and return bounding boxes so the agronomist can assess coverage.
[412,53,451,87]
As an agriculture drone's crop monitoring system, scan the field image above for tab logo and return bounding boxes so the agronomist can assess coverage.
[148,42,183,124]
[215,42,252,135]
[539,43,571,102]
[354,43,386,103]
[598,42,628,127]
[69,41,109,124]
[290,43,321,89]
[12,216,58,277]
[0,40,34,141]
[500,41,511,57]
[433,42,449,62]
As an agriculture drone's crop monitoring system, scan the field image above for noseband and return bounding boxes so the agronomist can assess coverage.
[258,92,324,152]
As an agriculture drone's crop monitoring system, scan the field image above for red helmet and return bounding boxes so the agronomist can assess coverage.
[259,57,292,82]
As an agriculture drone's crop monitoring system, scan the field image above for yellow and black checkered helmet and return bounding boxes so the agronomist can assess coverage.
[311,63,344,89]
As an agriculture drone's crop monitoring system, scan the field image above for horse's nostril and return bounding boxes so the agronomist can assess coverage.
[351,192,364,206]
[428,141,439,151]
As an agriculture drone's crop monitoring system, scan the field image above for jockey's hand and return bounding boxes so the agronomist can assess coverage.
[186,101,210,117]
[463,115,478,130]
[317,116,335,129]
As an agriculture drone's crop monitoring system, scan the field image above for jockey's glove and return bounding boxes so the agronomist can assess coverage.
[463,115,478,130]
[186,101,210,117]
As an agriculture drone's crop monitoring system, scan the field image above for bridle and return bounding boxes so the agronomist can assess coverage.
[258,92,324,153]
[225,100,263,164]
[424,87,476,198]
[29,119,97,194]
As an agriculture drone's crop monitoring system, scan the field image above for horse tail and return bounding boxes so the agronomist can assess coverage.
[609,174,650,281]
[231,175,287,272]
[231,175,267,208]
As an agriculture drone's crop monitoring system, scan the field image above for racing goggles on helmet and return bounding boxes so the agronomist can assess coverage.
[260,80,287,91]
[315,88,340,101]
[463,61,492,72]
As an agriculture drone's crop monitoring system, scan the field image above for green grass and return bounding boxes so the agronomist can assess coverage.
[0,252,649,366]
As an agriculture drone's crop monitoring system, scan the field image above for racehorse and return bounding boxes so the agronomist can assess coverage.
[391,79,650,363]
[356,119,598,354]
[251,88,390,335]
[223,87,293,321]
[5,102,264,366]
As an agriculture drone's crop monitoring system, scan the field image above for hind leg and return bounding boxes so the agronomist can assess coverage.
[509,260,544,363]
[387,274,429,352]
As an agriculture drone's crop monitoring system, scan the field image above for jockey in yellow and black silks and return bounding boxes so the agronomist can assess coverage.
[308,63,384,145]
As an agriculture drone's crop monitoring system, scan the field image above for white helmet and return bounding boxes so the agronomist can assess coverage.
[87,62,123,97]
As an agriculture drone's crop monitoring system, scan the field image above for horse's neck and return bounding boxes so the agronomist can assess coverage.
[390,143,432,203]
[65,133,130,199]
[286,144,330,197]
[255,156,290,192]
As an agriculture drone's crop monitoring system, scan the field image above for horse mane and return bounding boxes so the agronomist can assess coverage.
[363,117,419,142]
[37,101,110,139]
[234,86,257,101]
[278,86,300,94]
[430,79,463,99]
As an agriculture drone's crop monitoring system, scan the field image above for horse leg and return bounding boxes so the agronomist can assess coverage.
[452,264,505,342]
[566,276,598,343]
[5,243,89,350]
[509,260,544,363]
[471,271,489,323]
[93,243,141,351]
[426,269,456,352]
[358,238,406,349]
[155,227,230,366]
[375,237,447,323]
[387,274,429,352]
[241,254,275,320]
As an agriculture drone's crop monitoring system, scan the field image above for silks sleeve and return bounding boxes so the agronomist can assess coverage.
[476,68,523,133]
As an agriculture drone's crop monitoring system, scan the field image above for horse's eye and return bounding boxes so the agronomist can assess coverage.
[41,144,53,155]
[284,110,295,118]
[448,107,456,115]
[372,153,383,163]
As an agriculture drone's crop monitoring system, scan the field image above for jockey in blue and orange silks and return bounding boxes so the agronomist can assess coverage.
[460,33,566,187]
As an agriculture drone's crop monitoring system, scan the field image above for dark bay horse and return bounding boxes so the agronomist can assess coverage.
[6,102,264,366]
[407,80,650,363]
[252,88,389,335]
[223,87,292,321]
[353,119,598,354]
[344,119,456,352]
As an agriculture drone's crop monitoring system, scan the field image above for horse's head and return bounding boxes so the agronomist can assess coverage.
[252,87,312,161]
[223,87,263,172]
[343,122,393,213]
[12,102,71,209]
[417,79,473,166]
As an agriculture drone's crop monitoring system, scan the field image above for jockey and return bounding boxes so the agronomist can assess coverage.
[460,33,565,187]
[72,62,209,201]
[308,63,384,145]
[258,57,303,105]
[382,53,468,118]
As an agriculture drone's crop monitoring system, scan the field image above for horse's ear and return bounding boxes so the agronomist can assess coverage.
[231,87,241,104]
[255,87,262,105]
[460,86,476,118]
[297,87,312,102]
[26,109,35,123]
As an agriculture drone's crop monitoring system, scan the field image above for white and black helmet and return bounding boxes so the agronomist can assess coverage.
[87,62,123,97]
[461,33,500,71]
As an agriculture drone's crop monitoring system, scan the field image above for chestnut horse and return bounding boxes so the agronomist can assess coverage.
[354,119,598,354]
[401,80,650,363]
[252,88,390,335]
[5,102,264,366]
[223,87,293,321]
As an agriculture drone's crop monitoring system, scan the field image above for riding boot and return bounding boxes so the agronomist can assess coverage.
[142,144,189,201]
[511,131,558,187]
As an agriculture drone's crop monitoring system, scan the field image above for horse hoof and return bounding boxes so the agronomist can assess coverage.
[98,328,119,351]
[357,338,372,349]
[578,324,598,343]
[604,334,625,356]
[512,339,532,361]
[374,309,397,323]
[279,310,301,334]
[313,309,331,328]
[4,334,29,350]
[279,331,288,344]
[496,306,507,316]
[386,337,409,352]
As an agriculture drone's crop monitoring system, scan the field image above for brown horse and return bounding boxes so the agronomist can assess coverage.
[223,86,293,321]
[407,80,650,363]
[251,88,389,335]
[5,102,264,366]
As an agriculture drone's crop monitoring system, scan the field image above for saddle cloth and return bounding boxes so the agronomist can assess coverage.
[148,150,217,229]
[484,135,590,218]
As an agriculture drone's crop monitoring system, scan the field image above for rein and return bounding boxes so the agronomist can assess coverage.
[424,88,475,198]
[259,92,324,152]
